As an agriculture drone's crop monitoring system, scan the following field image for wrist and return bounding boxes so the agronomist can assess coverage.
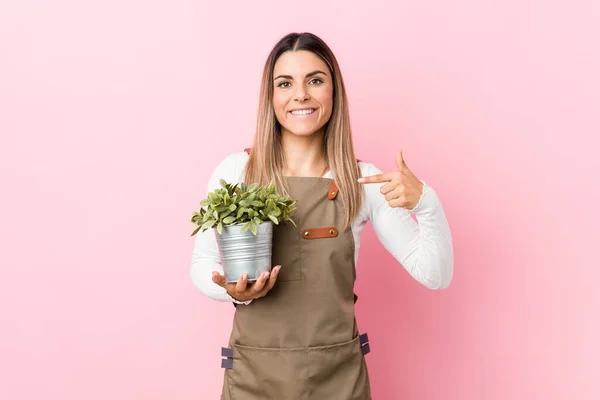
[228,293,253,305]
[409,180,427,212]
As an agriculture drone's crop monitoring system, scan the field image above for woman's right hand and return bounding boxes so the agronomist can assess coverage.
[211,265,281,302]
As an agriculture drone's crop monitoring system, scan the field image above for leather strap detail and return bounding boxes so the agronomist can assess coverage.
[328,181,338,200]
[302,227,338,239]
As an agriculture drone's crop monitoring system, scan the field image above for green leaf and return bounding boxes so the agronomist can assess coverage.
[192,180,298,236]
[201,219,216,231]
[190,226,202,236]
[241,221,252,233]
[223,216,236,224]
[236,207,245,219]
[220,209,233,219]
[216,205,229,213]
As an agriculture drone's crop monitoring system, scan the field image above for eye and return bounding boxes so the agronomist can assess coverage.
[309,78,323,85]
[277,81,291,88]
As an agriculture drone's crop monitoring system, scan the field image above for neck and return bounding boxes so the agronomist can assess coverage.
[281,129,327,177]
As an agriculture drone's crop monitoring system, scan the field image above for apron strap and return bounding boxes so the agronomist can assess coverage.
[359,333,369,345]
[359,333,371,356]
[361,342,371,356]
[221,347,234,369]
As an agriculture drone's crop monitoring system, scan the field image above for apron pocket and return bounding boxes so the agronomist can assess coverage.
[307,335,371,400]
[229,344,309,400]
[227,336,370,400]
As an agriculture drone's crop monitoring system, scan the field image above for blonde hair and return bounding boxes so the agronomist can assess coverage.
[244,32,362,229]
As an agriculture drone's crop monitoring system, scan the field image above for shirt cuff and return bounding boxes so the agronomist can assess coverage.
[228,293,253,305]
[409,180,427,213]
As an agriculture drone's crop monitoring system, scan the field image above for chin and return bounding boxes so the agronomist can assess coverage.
[283,125,326,137]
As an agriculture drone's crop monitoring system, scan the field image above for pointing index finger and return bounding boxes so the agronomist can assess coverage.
[358,172,395,184]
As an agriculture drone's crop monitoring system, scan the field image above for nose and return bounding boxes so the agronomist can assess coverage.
[293,85,310,102]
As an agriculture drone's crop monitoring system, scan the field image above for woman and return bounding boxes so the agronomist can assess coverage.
[191,32,453,399]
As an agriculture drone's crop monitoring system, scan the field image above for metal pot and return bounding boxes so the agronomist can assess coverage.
[214,221,273,283]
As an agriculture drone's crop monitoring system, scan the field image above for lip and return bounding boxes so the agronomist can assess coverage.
[288,107,316,112]
[288,107,317,116]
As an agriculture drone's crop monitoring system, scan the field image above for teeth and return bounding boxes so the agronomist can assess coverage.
[291,109,315,115]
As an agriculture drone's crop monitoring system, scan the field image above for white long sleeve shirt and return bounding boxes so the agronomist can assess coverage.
[190,152,454,304]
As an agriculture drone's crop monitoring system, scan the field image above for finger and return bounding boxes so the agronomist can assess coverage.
[212,271,226,288]
[256,266,280,298]
[252,271,270,292]
[395,149,406,170]
[357,172,396,184]
[264,265,281,291]
[380,179,401,195]
[385,187,403,202]
[388,197,406,208]
[235,273,249,292]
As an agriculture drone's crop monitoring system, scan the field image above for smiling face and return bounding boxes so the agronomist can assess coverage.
[272,50,334,138]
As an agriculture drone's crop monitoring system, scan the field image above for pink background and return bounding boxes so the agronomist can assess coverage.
[1,1,599,399]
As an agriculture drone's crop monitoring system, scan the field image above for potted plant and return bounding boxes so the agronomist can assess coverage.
[190,179,297,283]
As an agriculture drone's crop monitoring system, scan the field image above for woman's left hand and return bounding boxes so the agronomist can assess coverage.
[358,149,424,210]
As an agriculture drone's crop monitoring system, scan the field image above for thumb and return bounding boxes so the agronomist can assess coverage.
[212,271,225,286]
[395,149,405,170]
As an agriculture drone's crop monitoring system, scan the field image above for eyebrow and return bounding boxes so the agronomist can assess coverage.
[273,70,328,81]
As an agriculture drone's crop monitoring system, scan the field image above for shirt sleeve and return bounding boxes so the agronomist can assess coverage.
[189,153,253,304]
[363,163,454,289]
